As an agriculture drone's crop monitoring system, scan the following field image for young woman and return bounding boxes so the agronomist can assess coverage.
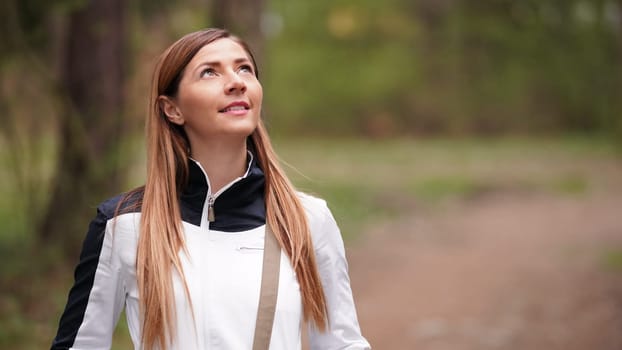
[51,28,370,350]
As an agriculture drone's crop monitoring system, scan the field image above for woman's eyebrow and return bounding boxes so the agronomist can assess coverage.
[197,57,251,68]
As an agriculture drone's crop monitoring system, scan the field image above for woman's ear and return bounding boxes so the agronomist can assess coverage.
[158,96,185,125]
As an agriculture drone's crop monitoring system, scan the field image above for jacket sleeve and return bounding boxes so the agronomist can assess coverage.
[308,202,371,349]
[51,204,126,350]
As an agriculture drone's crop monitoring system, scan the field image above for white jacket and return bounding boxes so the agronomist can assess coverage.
[51,155,370,350]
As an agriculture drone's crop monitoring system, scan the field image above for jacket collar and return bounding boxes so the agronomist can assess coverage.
[179,152,266,230]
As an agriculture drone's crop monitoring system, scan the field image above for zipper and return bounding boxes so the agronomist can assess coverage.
[205,177,243,223]
[190,155,253,227]
[207,195,215,222]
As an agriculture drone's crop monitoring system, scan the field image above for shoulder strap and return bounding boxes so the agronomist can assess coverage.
[252,225,281,350]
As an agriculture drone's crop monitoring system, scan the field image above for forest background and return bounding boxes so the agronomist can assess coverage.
[1,0,621,348]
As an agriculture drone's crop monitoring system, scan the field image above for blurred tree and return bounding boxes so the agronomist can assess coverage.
[211,0,266,66]
[0,0,68,240]
[39,0,127,250]
[453,0,621,134]
[263,0,620,137]
[0,1,620,251]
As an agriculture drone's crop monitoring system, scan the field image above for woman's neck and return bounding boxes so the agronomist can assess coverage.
[190,138,248,194]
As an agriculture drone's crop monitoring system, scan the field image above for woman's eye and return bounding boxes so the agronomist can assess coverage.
[200,68,216,77]
[238,65,253,74]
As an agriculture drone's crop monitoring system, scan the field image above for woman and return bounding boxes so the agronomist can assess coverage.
[51,28,370,350]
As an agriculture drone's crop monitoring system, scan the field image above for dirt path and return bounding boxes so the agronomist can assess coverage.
[347,193,622,350]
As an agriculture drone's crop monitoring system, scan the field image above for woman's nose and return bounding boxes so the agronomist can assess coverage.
[225,73,247,94]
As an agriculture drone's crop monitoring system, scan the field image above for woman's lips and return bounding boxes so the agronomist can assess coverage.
[219,101,250,114]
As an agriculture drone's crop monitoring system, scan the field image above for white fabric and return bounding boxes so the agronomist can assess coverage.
[70,193,370,350]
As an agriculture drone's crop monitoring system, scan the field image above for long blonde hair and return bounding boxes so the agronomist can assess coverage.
[132,28,327,349]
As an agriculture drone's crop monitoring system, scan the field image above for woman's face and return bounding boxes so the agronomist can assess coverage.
[162,38,262,146]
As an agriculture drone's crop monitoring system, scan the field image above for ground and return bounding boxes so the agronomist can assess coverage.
[347,192,622,350]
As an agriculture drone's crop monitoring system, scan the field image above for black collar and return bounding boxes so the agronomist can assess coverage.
[179,153,266,231]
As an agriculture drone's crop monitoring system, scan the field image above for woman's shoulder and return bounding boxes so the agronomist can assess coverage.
[76,189,143,266]
[296,191,341,236]
[97,187,145,219]
[296,191,330,220]
[296,192,346,258]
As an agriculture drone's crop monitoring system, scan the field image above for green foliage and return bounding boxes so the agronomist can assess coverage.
[264,0,420,135]
[3,0,622,141]
[409,176,484,201]
[264,0,622,138]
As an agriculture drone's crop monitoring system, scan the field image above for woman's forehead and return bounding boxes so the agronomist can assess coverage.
[188,38,252,67]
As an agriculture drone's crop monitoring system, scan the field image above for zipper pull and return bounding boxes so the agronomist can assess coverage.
[207,195,215,222]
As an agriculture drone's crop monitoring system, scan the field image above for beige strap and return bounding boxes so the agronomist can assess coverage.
[252,225,281,350]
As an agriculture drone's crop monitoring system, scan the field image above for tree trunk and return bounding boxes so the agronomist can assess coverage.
[39,0,126,252]
[211,0,265,67]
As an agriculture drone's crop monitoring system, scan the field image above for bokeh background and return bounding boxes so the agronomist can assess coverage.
[1,0,621,349]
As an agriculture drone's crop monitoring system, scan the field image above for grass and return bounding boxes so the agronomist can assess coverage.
[602,249,622,272]
[408,176,485,201]
[1,135,620,348]
[274,135,620,236]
